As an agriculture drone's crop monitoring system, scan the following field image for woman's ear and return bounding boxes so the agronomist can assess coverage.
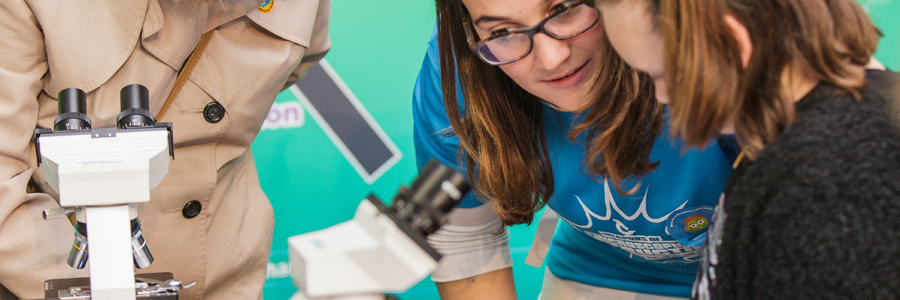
[724,15,752,68]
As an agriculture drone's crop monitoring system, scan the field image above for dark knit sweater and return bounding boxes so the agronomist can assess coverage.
[693,70,900,300]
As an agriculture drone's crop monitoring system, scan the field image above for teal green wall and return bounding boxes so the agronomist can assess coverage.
[861,0,900,69]
[253,1,899,299]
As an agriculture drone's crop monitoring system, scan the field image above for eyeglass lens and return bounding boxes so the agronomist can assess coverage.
[475,3,598,64]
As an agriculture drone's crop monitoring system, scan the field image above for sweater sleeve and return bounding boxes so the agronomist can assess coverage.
[721,78,900,300]
[748,174,900,300]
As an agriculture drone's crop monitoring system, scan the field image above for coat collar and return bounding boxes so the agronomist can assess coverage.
[38,0,149,97]
[140,0,261,71]
[40,0,263,97]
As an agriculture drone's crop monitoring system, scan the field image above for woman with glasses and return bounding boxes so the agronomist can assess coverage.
[595,0,900,299]
[413,0,737,299]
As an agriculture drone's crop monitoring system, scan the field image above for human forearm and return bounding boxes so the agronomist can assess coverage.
[428,206,515,299]
[436,267,517,300]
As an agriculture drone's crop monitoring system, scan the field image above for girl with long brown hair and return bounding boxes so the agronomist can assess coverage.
[596,0,900,298]
[412,0,738,298]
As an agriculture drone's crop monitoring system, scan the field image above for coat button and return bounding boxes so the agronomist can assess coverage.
[203,102,225,123]
[182,200,202,219]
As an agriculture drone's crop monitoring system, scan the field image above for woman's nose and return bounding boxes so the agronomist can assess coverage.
[531,33,571,71]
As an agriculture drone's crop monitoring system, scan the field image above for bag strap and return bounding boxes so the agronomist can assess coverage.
[155,31,215,123]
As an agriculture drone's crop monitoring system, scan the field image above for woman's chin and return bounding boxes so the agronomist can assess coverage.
[547,98,590,112]
[655,91,669,104]
[653,79,669,103]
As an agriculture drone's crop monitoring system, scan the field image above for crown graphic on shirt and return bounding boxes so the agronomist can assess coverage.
[569,179,688,229]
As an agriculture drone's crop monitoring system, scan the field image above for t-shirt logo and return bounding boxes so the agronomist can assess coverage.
[685,216,708,233]
[666,205,715,248]
[558,179,704,264]
[567,179,688,228]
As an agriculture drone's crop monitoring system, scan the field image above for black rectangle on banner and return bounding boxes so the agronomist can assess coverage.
[295,63,395,177]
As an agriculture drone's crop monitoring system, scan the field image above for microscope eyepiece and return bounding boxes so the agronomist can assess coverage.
[54,88,92,131]
[392,160,470,237]
[409,160,468,214]
[117,84,155,129]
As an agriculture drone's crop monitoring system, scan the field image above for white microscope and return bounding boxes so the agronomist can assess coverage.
[288,160,470,300]
[33,85,192,300]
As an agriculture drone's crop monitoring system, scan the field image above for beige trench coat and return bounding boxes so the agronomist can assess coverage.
[0,0,330,299]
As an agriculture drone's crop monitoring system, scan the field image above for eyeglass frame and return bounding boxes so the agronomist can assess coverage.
[460,0,600,66]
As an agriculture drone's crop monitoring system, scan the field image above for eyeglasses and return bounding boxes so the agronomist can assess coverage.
[462,0,600,66]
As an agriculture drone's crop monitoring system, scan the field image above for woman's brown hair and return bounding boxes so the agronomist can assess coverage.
[653,0,880,158]
[435,0,662,226]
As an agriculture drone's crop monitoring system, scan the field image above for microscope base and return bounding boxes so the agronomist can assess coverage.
[29,272,178,300]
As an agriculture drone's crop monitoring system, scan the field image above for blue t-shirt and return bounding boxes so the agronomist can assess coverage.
[412,31,736,298]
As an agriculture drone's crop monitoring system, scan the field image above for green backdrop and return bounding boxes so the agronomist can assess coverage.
[251,1,900,299]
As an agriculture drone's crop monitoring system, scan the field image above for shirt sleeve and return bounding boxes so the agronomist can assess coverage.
[413,26,513,282]
[427,204,512,282]
[283,0,331,89]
